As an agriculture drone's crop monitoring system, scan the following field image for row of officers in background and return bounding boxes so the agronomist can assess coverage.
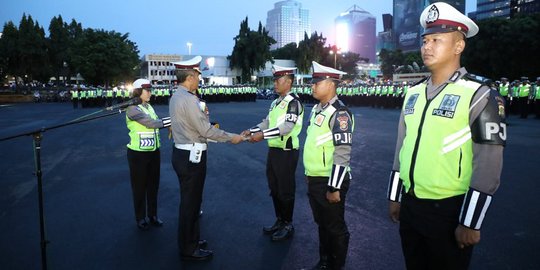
[69,85,258,109]
[497,76,540,119]
[68,77,540,119]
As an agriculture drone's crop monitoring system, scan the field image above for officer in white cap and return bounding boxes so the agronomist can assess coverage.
[241,65,304,241]
[387,2,506,269]
[304,61,354,270]
[169,56,244,261]
[125,78,171,230]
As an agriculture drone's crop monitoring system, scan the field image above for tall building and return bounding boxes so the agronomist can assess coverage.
[335,5,377,63]
[393,0,465,52]
[476,0,540,20]
[266,0,311,50]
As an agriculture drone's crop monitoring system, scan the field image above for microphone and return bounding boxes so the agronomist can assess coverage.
[105,97,142,111]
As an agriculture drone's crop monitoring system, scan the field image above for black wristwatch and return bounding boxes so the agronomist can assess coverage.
[327,186,339,193]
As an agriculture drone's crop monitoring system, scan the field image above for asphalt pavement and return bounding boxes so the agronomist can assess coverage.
[0,100,538,270]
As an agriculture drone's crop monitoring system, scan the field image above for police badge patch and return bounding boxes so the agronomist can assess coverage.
[426,5,439,24]
[433,94,460,118]
[337,112,350,131]
[404,94,419,115]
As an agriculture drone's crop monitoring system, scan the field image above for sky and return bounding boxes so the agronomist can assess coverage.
[1,0,477,57]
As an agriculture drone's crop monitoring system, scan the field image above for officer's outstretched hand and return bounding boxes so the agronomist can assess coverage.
[249,132,264,143]
[230,134,244,144]
[389,201,400,223]
[455,225,481,249]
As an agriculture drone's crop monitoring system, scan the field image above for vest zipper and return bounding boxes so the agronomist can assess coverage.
[409,84,446,193]
[458,148,462,178]
[322,147,326,167]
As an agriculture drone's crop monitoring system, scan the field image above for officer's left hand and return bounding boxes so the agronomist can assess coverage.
[455,224,481,249]
[168,127,172,140]
[326,191,340,203]
[249,132,264,143]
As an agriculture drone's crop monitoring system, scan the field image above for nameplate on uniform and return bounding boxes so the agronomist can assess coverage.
[314,114,325,127]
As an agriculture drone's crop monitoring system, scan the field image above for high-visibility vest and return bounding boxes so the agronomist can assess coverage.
[126,104,160,151]
[399,79,477,199]
[267,94,303,150]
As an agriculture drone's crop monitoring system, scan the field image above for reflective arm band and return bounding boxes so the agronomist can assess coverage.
[161,117,171,128]
[459,188,493,230]
[328,164,348,189]
[249,126,261,134]
[263,127,280,139]
[387,171,402,202]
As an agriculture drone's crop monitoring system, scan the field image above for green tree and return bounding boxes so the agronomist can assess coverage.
[271,42,298,59]
[48,15,70,86]
[0,21,19,84]
[71,29,139,86]
[229,17,275,83]
[18,14,51,84]
[65,19,84,83]
[296,32,326,74]
[463,14,540,80]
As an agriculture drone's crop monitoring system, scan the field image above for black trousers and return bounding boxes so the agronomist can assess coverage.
[172,147,207,256]
[307,176,350,270]
[266,147,299,223]
[400,193,473,270]
[126,148,161,221]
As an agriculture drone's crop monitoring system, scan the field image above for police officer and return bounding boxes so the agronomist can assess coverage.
[242,65,304,241]
[387,3,506,269]
[304,61,354,270]
[533,77,540,118]
[169,56,244,261]
[499,77,510,115]
[125,78,171,230]
[518,77,531,118]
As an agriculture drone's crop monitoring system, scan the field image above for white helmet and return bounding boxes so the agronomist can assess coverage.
[132,78,151,89]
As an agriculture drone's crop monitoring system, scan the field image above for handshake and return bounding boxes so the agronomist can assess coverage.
[229,130,264,144]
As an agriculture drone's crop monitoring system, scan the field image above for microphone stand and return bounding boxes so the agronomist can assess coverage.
[0,108,126,270]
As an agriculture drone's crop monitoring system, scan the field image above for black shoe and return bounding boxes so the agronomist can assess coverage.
[263,220,283,235]
[181,249,213,261]
[312,257,330,270]
[271,223,294,241]
[198,239,208,249]
[137,219,149,231]
[149,216,163,227]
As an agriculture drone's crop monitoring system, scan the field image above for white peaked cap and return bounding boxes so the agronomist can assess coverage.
[311,61,346,83]
[171,55,203,73]
[420,2,479,38]
[133,78,152,89]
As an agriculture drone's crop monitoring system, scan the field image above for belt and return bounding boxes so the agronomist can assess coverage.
[174,143,207,151]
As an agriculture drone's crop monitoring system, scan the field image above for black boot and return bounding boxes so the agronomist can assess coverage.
[271,222,294,241]
[263,219,284,235]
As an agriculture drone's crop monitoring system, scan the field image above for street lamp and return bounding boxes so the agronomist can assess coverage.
[329,48,342,69]
[186,42,192,55]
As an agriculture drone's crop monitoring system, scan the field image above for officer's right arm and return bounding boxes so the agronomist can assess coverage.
[387,111,405,203]
[185,97,236,142]
[388,111,406,223]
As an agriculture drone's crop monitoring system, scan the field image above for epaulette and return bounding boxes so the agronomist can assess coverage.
[464,73,488,85]
[412,76,429,86]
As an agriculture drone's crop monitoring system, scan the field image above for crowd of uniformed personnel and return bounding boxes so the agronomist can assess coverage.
[293,81,409,109]
[496,76,540,119]
[67,76,540,120]
[68,84,257,109]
